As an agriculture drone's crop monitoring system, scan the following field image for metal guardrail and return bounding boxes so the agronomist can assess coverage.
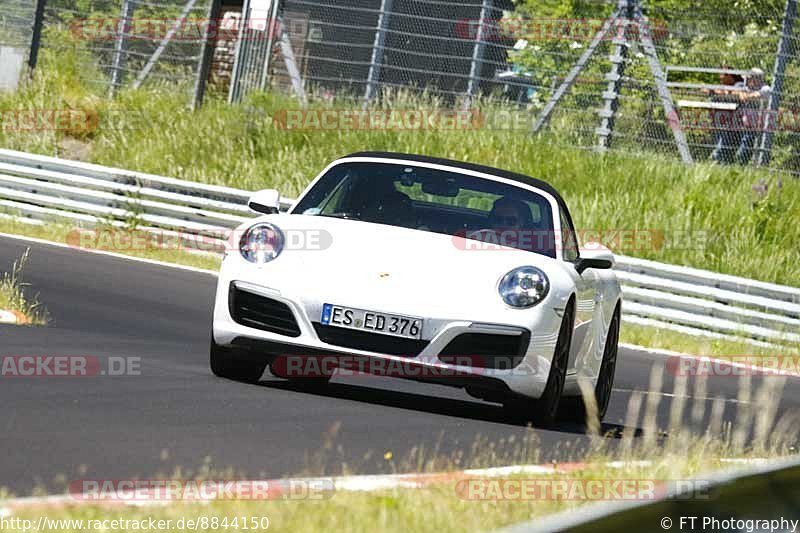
[501,456,800,533]
[0,148,797,345]
[615,255,800,347]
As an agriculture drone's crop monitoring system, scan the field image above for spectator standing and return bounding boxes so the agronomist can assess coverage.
[708,68,745,164]
[736,68,773,165]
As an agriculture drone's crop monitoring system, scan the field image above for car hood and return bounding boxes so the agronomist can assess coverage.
[237,214,567,318]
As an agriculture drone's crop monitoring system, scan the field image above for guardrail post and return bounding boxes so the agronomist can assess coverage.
[258,0,282,91]
[193,0,222,108]
[363,0,393,105]
[464,0,492,106]
[110,0,136,96]
[227,0,253,103]
[531,9,620,133]
[632,0,693,164]
[276,19,308,105]
[596,0,633,151]
[757,0,797,167]
[134,0,199,90]
[27,0,46,71]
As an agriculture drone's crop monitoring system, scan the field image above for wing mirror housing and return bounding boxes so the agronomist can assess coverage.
[248,189,281,214]
[575,244,614,274]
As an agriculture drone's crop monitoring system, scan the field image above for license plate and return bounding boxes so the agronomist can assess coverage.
[320,303,423,340]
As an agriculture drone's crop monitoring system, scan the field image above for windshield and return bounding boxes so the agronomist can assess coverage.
[292,162,557,258]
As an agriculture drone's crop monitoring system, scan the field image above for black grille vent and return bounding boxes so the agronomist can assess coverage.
[313,323,428,357]
[438,331,530,369]
[229,284,301,337]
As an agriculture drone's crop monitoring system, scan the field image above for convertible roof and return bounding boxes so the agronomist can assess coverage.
[341,151,569,215]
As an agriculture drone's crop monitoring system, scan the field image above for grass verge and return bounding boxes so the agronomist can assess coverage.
[0,248,48,325]
[620,323,800,359]
[0,218,221,272]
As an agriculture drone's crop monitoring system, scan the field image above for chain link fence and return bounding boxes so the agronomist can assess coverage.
[597,1,799,172]
[0,0,38,91]
[6,0,800,177]
[256,0,523,103]
[260,0,800,176]
[1,0,37,48]
[37,0,212,102]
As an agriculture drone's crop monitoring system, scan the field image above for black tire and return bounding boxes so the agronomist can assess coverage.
[210,336,267,383]
[504,299,574,426]
[558,303,621,424]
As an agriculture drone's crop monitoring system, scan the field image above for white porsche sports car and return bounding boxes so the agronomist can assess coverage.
[211,153,621,425]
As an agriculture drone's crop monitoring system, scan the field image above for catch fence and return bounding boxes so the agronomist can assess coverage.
[5,0,800,176]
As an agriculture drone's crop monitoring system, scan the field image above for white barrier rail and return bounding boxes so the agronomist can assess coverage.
[0,148,797,346]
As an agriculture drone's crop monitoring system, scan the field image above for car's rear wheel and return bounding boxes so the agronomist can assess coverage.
[558,303,621,424]
[504,299,574,426]
[210,336,267,383]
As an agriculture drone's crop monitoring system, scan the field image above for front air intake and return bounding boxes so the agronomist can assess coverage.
[438,331,530,369]
[229,284,302,337]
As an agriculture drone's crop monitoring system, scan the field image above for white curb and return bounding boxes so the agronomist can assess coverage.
[0,457,778,517]
[0,310,21,324]
[0,461,586,513]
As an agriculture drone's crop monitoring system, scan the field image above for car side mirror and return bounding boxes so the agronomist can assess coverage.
[248,189,281,214]
[575,244,614,274]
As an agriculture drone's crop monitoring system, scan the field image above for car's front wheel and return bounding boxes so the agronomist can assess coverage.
[504,299,574,426]
[210,336,267,383]
[558,303,621,424]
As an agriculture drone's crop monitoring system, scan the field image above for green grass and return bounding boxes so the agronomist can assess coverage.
[621,323,800,359]
[0,47,798,288]
[0,248,48,325]
[0,218,222,272]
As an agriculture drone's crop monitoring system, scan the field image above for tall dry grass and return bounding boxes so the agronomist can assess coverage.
[0,248,49,325]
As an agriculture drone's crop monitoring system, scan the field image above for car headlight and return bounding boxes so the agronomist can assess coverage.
[239,222,284,264]
[499,266,549,308]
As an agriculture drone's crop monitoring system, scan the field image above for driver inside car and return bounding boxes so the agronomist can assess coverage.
[489,197,533,231]
[486,197,555,256]
[373,190,416,229]
[353,177,417,229]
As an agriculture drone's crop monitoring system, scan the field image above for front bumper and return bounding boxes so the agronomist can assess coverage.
[213,278,563,400]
